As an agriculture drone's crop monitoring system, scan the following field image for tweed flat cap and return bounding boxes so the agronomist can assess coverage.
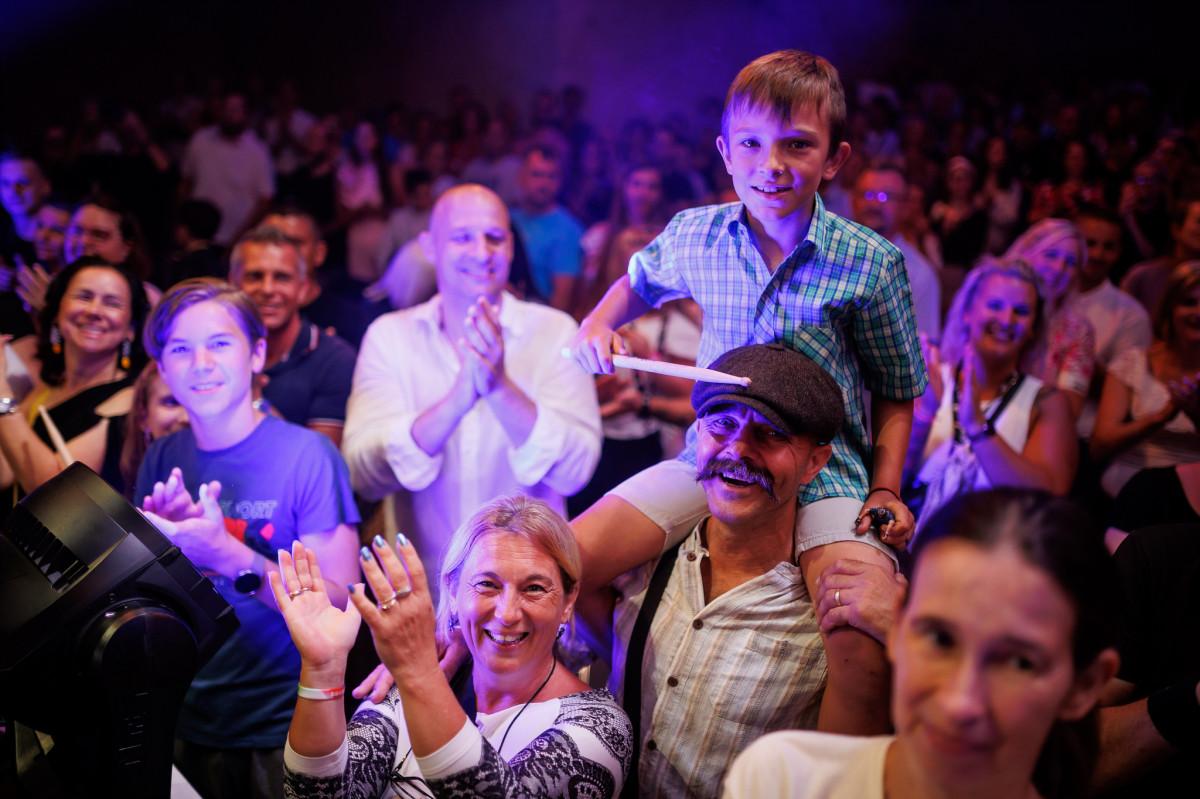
[691,343,844,443]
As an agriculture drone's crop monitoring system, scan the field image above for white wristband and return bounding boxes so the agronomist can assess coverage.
[297,684,345,701]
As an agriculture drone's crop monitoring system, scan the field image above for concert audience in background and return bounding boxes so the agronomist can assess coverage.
[2,61,1199,799]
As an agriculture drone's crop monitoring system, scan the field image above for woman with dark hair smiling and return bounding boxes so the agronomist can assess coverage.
[0,255,148,502]
[725,488,1121,799]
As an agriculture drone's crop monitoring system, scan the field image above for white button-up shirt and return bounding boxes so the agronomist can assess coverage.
[342,292,601,572]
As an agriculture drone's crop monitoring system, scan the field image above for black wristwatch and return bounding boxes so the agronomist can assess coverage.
[234,552,267,595]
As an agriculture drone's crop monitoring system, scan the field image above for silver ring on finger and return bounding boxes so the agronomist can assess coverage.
[395,585,413,599]
[378,591,399,611]
[288,588,304,599]
[835,589,842,607]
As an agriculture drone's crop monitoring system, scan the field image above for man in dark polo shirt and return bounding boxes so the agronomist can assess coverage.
[230,224,356,447]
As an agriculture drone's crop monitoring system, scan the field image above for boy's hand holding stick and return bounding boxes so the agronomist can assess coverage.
[561,348,750,387]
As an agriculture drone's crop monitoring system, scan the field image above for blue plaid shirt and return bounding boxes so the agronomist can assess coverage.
[629,196,929,503]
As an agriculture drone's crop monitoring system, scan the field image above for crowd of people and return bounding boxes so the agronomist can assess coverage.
[2,45,1198,799]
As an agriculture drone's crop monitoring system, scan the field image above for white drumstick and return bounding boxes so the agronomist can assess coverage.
[37,405,75,466]
[562,349,751,386]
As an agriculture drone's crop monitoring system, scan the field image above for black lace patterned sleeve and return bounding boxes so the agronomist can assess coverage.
[425,689,632,799]
[284,693,408,799]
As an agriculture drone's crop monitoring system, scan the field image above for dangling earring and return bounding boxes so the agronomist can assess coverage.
[50,324,62,355]
[450,614,459,630]
[120,339,132,370]
[556,626,566,640]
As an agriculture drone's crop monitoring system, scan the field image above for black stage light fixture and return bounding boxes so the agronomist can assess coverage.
[0,462,239,798]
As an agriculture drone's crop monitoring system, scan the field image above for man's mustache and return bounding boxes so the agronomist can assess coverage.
[696,457,777,501]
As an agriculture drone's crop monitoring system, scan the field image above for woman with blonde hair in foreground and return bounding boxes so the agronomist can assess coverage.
[275,494,631,798]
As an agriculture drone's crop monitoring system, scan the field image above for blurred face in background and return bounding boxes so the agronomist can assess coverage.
[518,150,562,212]
[65,204,131,264]
[1025,231,1082,303]
[144,369,189,439]
[218,94,248,138]
[623,167,663,226]
[0,157,49,220]
[33,204,72,266]
[1077,217,1122,286]
[853,169,907,238]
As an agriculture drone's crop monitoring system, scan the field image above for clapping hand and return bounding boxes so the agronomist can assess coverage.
[140,479,231,567]
[14,256,52,315]
[919,333,944,402]
[461,296,506,397]
[142,467,221,520]
[956,343,987,436]
[1167,371,1200,428]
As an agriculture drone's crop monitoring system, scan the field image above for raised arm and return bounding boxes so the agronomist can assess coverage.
[857,396,915,544]
[571,275,653,375]
[493,306,601,495]
[276,543,410,799]
[409,342,480,458]
[141,474,357,612]
[354,535,467,758]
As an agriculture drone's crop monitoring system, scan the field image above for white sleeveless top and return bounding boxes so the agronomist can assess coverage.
[915,364,1045,533]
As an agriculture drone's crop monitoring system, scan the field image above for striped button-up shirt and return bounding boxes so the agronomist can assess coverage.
[629,197,928,503]
[609,521,826,798]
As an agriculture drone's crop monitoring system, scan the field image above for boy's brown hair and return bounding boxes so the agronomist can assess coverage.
[721,50,847,152]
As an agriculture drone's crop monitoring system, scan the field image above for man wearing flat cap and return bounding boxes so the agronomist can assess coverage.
[575,343,887,799]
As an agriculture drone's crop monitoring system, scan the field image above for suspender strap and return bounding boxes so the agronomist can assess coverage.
[621,538,685,798]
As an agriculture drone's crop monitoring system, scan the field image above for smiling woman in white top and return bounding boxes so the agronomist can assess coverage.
[906,257,1077,537]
